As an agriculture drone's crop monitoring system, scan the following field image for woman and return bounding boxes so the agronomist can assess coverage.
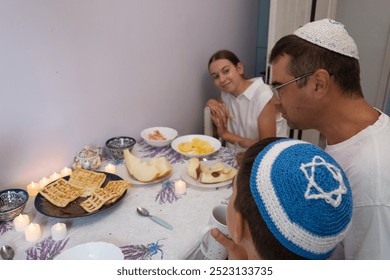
[206,50,288,151]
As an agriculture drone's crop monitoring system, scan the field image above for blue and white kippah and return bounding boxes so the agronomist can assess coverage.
[294,18,359,60]
[250,139,352,259]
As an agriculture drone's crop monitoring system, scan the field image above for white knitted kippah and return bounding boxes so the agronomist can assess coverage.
[294,18,359,59]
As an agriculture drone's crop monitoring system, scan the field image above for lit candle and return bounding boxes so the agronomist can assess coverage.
[51,223,67,241]
[27,181,40,196]
[39,177,50,188]
[174,179,187,195]
[50,172,61,182]
[60,167,72,177]
[104,163,116,173]
[24,223,42,242]
[13,214,30,232]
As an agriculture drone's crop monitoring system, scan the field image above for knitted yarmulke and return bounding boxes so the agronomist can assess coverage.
[250,139,352,259]
[294,18,359,59]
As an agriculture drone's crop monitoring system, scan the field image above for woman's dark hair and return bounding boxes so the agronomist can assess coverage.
[208,49,241,68]
[234,137,306,259]
[269,35,363,97]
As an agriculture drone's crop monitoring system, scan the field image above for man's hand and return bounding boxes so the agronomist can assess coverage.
[211,228,248,260]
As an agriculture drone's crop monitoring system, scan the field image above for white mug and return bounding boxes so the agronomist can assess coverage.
[199,204,228,260]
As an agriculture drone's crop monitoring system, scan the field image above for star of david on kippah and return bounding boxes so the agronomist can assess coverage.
[300,156,347,207]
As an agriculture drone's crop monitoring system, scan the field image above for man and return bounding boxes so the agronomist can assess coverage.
[213,18,389,260]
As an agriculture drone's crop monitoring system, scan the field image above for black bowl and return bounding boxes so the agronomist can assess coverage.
[105,136,136,160]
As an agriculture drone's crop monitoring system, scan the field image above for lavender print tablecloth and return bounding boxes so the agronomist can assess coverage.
[0,140,236,260]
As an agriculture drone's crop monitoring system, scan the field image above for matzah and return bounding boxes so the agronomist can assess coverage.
[103,180,131,204]
[39,178,84,207]
[68,168,106,197]
[79,188,115,213]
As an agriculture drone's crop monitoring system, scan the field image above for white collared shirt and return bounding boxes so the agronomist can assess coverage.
[221,77,288,150]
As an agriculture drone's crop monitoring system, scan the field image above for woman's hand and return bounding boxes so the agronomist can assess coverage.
[206,99,229,128]
[211,228,248,260]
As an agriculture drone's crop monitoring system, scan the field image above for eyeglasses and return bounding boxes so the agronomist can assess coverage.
[270,72,314,100]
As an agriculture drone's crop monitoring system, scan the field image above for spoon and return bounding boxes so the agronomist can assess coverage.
[136,207,173,230]
[0,245,15,260]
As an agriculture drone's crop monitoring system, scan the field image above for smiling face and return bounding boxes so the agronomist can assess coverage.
[209,59,245,96]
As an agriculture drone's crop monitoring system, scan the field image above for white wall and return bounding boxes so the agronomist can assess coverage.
[267,0,312,52]
[0,0,259,189]
[336,0,390,107]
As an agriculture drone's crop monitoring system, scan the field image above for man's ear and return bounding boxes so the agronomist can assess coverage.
[312,69,331,98]
[233,211,245,243]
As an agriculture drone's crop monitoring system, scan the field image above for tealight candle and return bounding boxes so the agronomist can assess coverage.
[60,167,72,177]
[27,181,40,196]
[51,223,67,241]
[50,172,61,182]
[14,214,30,232]
[104,163,116,173]
[39,177,50,188]
[174,179,187,195]
[25,223,42,242]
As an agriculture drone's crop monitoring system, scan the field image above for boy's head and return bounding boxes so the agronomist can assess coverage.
[229,137,352,259]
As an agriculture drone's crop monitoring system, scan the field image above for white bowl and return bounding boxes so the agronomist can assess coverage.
[141,127,178,147]
[171,134,221,158]
[54,242,123,260]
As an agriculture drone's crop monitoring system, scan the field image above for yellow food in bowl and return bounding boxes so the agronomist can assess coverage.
[178,138,214,154]
[178,142,193,152]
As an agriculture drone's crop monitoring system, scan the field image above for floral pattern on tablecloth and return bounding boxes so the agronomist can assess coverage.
[121,239,165,260]
[0,221,13,235]
[25,236,69,260]
[103,139,238,167]
[137,140,237,167]
[155,180,181,204]
[136,141,184,164]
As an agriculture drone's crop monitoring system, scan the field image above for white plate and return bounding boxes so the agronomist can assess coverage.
[171,135,221,158]
[55,242,124,260]
[127,171,172,185]
[180,160,234,189]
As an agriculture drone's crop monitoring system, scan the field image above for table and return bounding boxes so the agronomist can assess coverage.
[0,140,236,260]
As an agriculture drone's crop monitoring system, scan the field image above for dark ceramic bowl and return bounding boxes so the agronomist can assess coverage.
[0,189,29,222]
[105,136,136,160]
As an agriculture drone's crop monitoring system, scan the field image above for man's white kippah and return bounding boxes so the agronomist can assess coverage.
[294,18,359,59]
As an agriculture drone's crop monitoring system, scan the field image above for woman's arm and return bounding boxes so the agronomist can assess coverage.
[207,95,278,148]
[217,128,257,148]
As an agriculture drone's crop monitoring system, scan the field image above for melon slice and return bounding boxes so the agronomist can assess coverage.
[124,149,171,182]
[149,157,172,178]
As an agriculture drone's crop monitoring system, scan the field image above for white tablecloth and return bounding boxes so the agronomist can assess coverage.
[0,141,236,260]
